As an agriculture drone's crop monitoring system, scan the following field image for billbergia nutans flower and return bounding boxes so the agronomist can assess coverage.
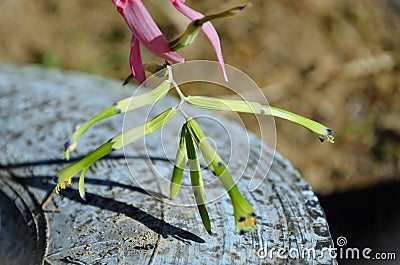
[54,0,336,233]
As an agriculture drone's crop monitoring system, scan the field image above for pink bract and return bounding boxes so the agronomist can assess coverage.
[170,0,228,81]
[112,0,185,83]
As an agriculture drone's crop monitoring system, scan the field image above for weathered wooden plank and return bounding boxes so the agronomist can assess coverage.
[0,65,336,264]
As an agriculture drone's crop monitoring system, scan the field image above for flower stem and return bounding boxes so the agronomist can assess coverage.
[167,65,190,120]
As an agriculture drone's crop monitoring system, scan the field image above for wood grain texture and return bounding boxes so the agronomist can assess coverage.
[0,65,336,264]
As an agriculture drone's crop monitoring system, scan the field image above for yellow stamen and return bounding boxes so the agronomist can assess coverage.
[67,178,72,184]
[250,217,255,226]
[60,182,66,189]
[244,219,249,227]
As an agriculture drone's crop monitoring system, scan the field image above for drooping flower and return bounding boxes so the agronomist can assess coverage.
[55,108,178,200]
[170,124,188,199]
[228,185,257,235]
[112,0,185,83]
[186,96,335,144]
[169,0,228,81]
[63,79,172,160]
[185,118,257,234]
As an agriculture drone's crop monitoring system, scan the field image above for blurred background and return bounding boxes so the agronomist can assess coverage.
[1,0,399,263]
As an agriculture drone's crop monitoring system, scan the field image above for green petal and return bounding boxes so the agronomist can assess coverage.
[55,141,114,193]
[170,125,188,199]
[64,106,118,160]
[64,80,172,159]
[79,166,90,201]
[169,5,247,51]
[228,186,257,234]
[185,124,211,234]
[186,96,334,143]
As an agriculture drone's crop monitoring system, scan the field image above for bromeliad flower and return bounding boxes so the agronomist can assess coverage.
[112,0,185,83]
[55,64,334,235]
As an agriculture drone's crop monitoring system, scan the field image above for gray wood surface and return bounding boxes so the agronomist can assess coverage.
[0,64,336,264]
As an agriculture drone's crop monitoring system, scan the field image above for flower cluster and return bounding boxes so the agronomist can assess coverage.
[53,1,334,235]
[170,118,257,234]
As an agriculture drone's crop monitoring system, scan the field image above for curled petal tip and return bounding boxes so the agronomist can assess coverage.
[239,229,246,235]
[318,137,325,143]
[52,176,59,184]
[326,130,335,143]
[81,195,86,201]
[65,141,77,152]
[238,5,247,12]
[64,140,71,151]
[222,70,228,83]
